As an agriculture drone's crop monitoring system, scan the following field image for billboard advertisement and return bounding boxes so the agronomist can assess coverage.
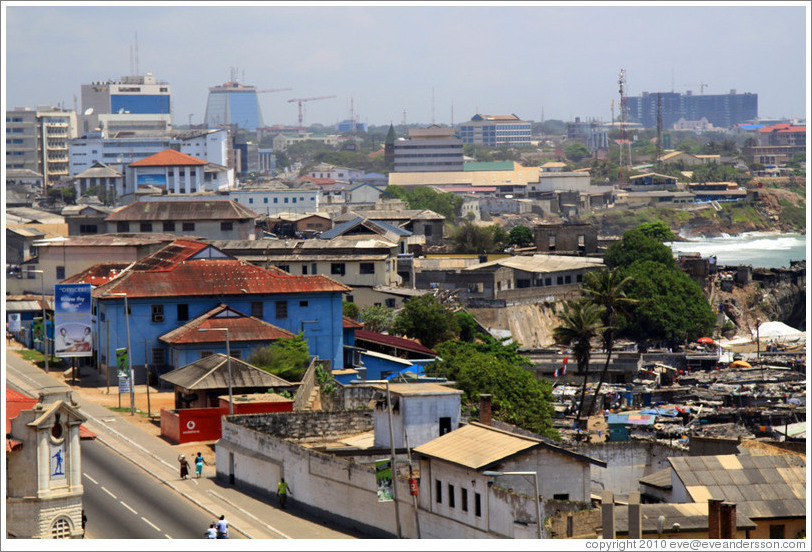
[137,173,167,186]
[54,284,92,358]
[375,458,394,502]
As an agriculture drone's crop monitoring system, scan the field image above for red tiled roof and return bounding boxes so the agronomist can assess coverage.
[159,305,294,345]
[129,149,208,167]
[343,316,364,329]
[777,127,805,133]
[298,176,336,185]
[354,329,437,356]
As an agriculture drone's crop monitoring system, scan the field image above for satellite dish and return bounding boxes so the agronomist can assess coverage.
[84,107,94,115]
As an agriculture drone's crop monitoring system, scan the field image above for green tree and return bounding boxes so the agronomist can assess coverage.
[552,299,605,424]
[386,185,462,221]
[342,301,359,320]
[637,221,675,242]
[604,228,676,269]
[393,294,458,349]
[454,310,481,343]
[360,305,397,334]
[451,222,508,254]
[508,225,534,247]
[564,142,592,163]
[248,333,310,382]
[620,261,716,347]
[581,268,636,416]
[431,338,559,439]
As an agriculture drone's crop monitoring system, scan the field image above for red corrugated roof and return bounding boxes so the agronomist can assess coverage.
[129,149,208,167]
[354,329,437,356]
[160,305,294,344]
[62,262,133,286]
[343,316,364,329]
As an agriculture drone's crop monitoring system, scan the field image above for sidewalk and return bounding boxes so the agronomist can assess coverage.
[5,341,361,540]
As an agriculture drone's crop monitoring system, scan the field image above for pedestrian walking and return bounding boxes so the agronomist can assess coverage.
[277,477,292,509]
[81,509,87,538]
[178,454,190,480]
[215,515,229,539]
[195,452,207,478]
[204,523,217,539]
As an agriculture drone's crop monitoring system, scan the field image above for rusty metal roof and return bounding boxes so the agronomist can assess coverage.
[159,304,294,344]
[413,422,539,470]
[669,453,806,519]
[354,329,437,357]
[343,316,364,329]
[159,353,293,390]
[61,262,133,286]
[106,200,259,222]
[614,503,756,535]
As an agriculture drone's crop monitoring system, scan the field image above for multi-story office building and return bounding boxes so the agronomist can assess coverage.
[6,106,77,188]
[566,117,609,153]
[69,128,230,176]
[204,81,263,130]
[80,73,172,134]
[626,90,758,129]
[458,114,532,147]
[393,126,464,172]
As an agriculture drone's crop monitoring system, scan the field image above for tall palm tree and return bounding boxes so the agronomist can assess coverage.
[553,298,605,425]
[582,268,636,416]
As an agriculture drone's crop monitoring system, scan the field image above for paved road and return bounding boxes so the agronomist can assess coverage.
[82,439,227,539]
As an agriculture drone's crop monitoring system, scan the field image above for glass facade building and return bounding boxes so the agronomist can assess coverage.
[204,82,264,130]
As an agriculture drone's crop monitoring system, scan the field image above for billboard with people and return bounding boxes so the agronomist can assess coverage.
[54,284,93,358]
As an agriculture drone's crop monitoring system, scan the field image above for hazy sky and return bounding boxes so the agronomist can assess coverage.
[3,2,809,128]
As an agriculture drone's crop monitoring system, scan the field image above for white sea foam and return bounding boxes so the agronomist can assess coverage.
[667,233,807,268]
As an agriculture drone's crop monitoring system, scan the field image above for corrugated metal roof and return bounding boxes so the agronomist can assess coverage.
[159,353,293,390]
[670,453,806,519]
[413,422,539,469]
[354,329,437,356]
[464,254,604,274]
[159,304,294,344]
[639,467,672,489]
[614,503,756,534]
[370,382,462,397]
[106,200,259,222]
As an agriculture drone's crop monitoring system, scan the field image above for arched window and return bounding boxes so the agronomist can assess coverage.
[51,517,73,538]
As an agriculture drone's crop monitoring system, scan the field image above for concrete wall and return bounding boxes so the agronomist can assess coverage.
[373,393,462,449]
[575,441,687,495]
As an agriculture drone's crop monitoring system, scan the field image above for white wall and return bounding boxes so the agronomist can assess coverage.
[374,393,461,449]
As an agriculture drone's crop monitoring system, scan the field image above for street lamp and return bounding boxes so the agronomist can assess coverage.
[198,328,233,414]
[104,292,134,415]
[366,379,402,539]
[483,470,544,539]
[23,269,48,372]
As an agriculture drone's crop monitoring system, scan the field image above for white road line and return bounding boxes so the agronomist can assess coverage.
[101,486,117,499]
[120,501,137,515]
[164,534,173,539]
[141,517,161,532]
[83,473,99,485]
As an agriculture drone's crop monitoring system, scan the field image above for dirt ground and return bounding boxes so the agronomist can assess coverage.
[7,339,217,468]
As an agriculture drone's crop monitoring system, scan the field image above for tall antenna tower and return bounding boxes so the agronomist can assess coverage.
[450,102,454,127]
[431,88,435,125]
[134,32,139,75]
[617,68,632,184]
[402,108,406,127]
[655,92,663,168]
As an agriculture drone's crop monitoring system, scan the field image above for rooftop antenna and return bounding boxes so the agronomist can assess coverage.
[402,108,406,127]
[431,87,435,125]
[450,102,454,127]
[129,44,134,75]
[134,31,139,76]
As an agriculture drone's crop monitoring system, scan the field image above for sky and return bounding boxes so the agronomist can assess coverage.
[3,2,809,129]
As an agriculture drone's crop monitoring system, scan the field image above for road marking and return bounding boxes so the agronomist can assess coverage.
[101,486,117,499]
[164,534,173,539]
[208,490,291,539]
[141,517,160,531]
[120,501,137,515]
[84,473,98,485]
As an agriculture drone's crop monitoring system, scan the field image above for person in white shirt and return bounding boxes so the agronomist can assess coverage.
[205,523,217,539]
[215,515,229,539]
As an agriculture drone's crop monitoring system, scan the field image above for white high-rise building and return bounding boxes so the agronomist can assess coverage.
[5,106,77,188]
[80,73,172,134]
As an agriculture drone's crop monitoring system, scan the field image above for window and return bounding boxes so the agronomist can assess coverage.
[273,197,278,203]
[553,493,570,501]
[769,525,785,539]
[163,221,175,232]
[439,417,451,436]
[275,301,288,319]
[79,224,98,234]
[278,265,290,273]
[302,265,308,275]
[475,493,482,517]
[221,222,233,231]
[182,222,195,231]
[263,197,268,203]
[249,198,254,204]
[177,304,189,321]
[448,484,455,508]
[548,235,556,251]
[140,222,153,232]
[564,275,572,284]
[576,274,583,283]
[331,263,346,276]
[251,302,263,318]
[345,295,354,303]
[152,347,166,366]
[56,266,65,280]
[117,222,129,232]
[360,263,375,274]
[425,225,433,236]
[151,304,164,322]
[385,298,396,308]
[284,197,289,203]
[461,488,468,512]
[435,480,442,504]
[311,263,318,275]
[299,301,308,307]
[51,517,72,538]
[292,197,297,204]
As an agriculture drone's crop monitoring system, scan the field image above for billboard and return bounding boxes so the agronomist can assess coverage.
[54,284,92,358]
[375,458,394,502]
[137,173,167,186]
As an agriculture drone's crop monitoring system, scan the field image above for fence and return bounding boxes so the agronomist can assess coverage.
[293,356,319,411]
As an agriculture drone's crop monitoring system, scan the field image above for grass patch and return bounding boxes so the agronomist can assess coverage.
[16,349,68,370]
[780,205,807,228]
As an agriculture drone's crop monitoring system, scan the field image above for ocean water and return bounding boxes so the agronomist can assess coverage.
[667,232,807,269]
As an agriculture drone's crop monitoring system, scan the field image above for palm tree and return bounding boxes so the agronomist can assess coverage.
[582,268,636,416]
[553,298,605,425]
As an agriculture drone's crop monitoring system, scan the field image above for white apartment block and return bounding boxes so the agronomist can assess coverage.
[227,187,322,215]
[6,106,78,187]
[80,73,172,134]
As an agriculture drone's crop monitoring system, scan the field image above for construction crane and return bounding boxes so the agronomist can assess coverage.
[287,95,336,126]
[682,82,709,94]
[257,88,293,94]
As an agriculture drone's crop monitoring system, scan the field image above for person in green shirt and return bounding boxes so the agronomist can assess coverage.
[277,478,292,509]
